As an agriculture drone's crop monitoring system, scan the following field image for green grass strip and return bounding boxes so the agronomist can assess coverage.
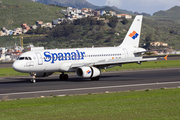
[0,60,180,77]
[0,88,180,119]
[104,60,180,72]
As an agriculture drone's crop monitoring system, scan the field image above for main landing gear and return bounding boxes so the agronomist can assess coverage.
[30,73,36,83]
[59,72,69,81]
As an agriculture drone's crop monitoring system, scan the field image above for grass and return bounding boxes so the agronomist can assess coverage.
[0,60,180,77]
[0,88,180,119]
[0,68,28,77]
[105,60,180,72]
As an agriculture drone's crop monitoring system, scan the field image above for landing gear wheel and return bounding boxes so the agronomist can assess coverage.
[91,76,99,81]
[63,74,68,81]
[31,79,36,83]
[30,73,36,83]
[59,74,64,80]
[59,74,69,81]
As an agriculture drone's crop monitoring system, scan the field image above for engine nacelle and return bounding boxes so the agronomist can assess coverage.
[76,67,101,78]
[30,72,53,77]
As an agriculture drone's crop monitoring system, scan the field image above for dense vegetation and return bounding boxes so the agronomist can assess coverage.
[151,6,180,24]
[23,16,180,50]
[0,0,180,50]
[36,0,99,9]
[1,16,180,50]
[0,0,65,29]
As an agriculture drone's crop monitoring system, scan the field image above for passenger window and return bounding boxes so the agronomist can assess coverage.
[25,57,28,60]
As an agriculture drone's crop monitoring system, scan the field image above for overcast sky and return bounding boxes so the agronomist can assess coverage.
[87,0,180,15]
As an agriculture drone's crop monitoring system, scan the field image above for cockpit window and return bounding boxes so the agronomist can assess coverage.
[18,57,32,60]
[28,57,32,60]
[19,57,24,60]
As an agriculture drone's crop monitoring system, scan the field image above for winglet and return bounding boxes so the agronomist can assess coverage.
[164,55,168,61]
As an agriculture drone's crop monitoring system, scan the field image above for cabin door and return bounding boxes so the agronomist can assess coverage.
[35,52,43,65]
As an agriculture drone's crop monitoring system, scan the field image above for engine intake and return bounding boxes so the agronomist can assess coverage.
[76,67,100,78]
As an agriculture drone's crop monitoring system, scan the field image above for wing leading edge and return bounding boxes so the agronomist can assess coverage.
[71,57,157,68]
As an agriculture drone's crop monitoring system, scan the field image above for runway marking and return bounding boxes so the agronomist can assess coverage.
[1,81,180,96]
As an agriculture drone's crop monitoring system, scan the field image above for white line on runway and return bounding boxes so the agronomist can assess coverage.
[1,81,180,96]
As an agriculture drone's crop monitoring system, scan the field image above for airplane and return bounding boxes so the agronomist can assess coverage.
[12,15,157,83]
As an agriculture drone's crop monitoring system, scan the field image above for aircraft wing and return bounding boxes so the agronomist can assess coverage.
[93,57,157,66]
[71,57,157,68]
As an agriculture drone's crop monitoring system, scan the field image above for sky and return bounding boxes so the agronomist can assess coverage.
[87,0,180,15]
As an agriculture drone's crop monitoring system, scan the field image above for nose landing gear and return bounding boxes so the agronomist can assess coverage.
[30,73,36,83]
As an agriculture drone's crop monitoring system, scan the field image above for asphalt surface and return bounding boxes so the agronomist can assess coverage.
[0,68,180,100]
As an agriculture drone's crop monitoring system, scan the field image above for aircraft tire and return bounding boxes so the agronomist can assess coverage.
[63,74,68,81]
[59,74,69,81]
[31,79,36,83]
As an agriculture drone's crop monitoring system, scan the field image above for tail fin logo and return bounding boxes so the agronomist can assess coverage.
[129,31,139,40]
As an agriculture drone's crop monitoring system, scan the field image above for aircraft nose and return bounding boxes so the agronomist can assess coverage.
[12,62,19,71]
[12,61,23,72]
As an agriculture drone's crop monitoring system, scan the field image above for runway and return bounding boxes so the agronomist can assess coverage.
[0,68,180,100]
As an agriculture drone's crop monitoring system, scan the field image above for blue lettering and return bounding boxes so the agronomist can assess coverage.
[71,52,76,60]
[44,50,85,63]
[80,52,85,59]
[64,52,71,60]
[76,50,80,60]
[51,53,58,63]
[58,53,63,61]
[44,52,51,62]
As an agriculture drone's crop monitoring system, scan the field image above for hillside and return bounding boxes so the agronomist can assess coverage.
[111,6,134,15]
[1,16,180,50]
[151,6,180,24]
[36,0,99,9]
[0,1,180,50]
[95,6,134,15]
[0,0,65,29]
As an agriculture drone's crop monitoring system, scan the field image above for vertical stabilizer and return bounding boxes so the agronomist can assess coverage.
[119,15,143,48]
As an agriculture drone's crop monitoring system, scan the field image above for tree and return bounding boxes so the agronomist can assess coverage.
[108,17,118,28]
[121,18,129,25]
[143,34,152,50]
[50,25,74,37]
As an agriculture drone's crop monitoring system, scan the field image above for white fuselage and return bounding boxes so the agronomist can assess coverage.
[13,46,136,73]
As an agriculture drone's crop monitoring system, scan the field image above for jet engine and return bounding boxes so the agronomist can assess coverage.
[30,72,53,77]
[76,67,100,78]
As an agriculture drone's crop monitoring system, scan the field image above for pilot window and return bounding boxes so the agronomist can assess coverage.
[19,57,24,60]
[28,57,32,60]
[18,57,32,60]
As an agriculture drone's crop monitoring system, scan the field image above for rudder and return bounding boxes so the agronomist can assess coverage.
[119,15,143,48]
